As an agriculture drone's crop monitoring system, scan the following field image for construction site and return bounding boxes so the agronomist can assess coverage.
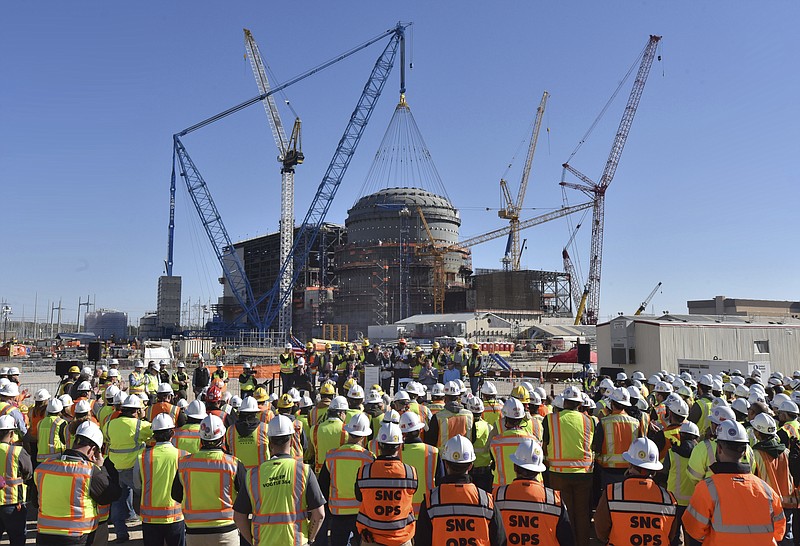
[149,26,663,348]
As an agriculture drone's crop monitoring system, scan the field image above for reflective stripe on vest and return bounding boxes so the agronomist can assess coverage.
[247,457,308,546]
[140,444,185,524]
[695,397,713,435]
[225,422,269,471]
[599,412,640,468]
[783,420,800,441]
[427,484,493,546]
[491,430,536,487]
[437,410,473,449]
[0,444,25,505]
[606,479,676,546]
[701,474,782,534]
[667,449,695,506]
[35,457,98,536]
[400,442,438,516]
[752,448,796,508]
[178,451,238,528]
[327,445,374,515]
[546,409,593,473]
[356,459,417,541]
[312,418,347,474]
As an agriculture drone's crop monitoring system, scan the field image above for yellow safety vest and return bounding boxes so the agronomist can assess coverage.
[667,448,695,506]
[309,403,330,427]
[138,443,186,524]
[37,415,66,462]
[694,396,713,435]
[491,429,536,487]
[97,404,116,430]
[178,450,239,529]
[145,374,159,394]
[0,443,26,505]
[225,422,270,471]
[279,353,296,374]
[246,456,310,545]
[687,438,754,482]
[105,417,152,470]
[35,456,98,536]
[311,418,347,475]
[783,420,800,441]
[326,444,374,515]
[473,419,493,469]
[545,409,594,474]
[171,424,202,455]
[400,441,439,516]
[482,400,503,430]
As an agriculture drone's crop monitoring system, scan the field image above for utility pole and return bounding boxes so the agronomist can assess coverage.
[77,295,91,333]
[1,303,12,343]
[54,299,63,338]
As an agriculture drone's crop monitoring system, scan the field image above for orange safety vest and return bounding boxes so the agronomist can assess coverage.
[598,410,640,469]
[683,472,785,545]
[659,424,682,461]
[494,480,563,546]
[752,447,796,508]
[258,406,276,425]
[605,478,677,546]
[177,450,239,528]
[355,459,418,546]
[655,403,669,428]
[147,402,179,423]
[326,444,374,515]
[426,482,494,546]
[545,409,594,473]
[435,409,473,449]
[783,420,800,441]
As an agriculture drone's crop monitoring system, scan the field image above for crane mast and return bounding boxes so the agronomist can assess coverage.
[562,35,661,325]
[244,28,303,337]
[634,281,662,315]
[499,91,548,270]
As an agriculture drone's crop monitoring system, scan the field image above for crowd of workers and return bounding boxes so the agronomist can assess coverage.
[0,343,798,546]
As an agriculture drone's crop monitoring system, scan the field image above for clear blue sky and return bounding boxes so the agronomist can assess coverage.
[2,2,798,326]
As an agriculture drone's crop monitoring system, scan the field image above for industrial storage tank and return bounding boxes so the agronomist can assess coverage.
[334,187,471,335]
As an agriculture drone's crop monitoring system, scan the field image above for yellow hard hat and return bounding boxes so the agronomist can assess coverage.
[471,343,481,350]
[69,366,81,374]
[325,343,332,349]
[456,341,464,347]
[306,342,314,349]
[253,387,269,403]
[320,383,336,396]
[371,384,383,394]
[511,385,531,404]
[416,347,424,353]
[432,342,440,349]
[278,393,295,409]
[344,378,356,390]
[362,339,369,347]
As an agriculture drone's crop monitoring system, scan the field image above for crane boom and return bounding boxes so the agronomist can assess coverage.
[634,281,662,315]
[561,35,661,325]
[244,29,289,154]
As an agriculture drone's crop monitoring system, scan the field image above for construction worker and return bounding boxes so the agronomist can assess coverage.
[58,365,82,397]
[212,362,228,387]
[35,421,120,546]
[355,421,418,546]
[688,374,715,436]
[96,386,120,431]
[224,396,269,471]
[425,381,474,450]
[777,399,800,445]
[251,388,275,425]
[318,413,375,546]
[399,411,443,516]
[203,384,227,421]
[276,393,306,459]
[466,343,484,395]
[0,415,32,546]
[170,362,190,400]
[451,341,467,378]
[233,415,325,546]
[542,383,594,546]
[593,386,641,488]
[491,397,536,488]
[310,381,336,426]
[652,394,689,461]
[279,343,297,393]
[37,398,67,462]
[427,383,445,414]
[192,360,210,400]
[683,419,785,544]
[468,396,494,492]
[595,437,678,545]
[0,383,26,438]
[480,381,503,431]
[66,400,97,448]
[311,395,348,475]
[662,420,700,543]
[134,414,186,546]
[750,412,795,538]
[346,383,366,422]
[405,382,432,425]
[171,400,206,455]
[416,435,506,546]
[411,347,426,380]
[174,414,246,546]
[429,342,445,378]
[318,343,335,385]
[237,363,258,398]
[364,389,386,431]
[105,394,152,543]
[391,339,412,392]
[688,404,754,484]
[145,362,161,404]
[494,439,574,546]
[148,383,184,424]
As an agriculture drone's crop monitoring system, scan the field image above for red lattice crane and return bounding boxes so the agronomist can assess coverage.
[562,35,661,325]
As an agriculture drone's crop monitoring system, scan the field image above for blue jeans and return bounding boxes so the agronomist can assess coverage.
[110,468,135,540]
[0,503,27,546]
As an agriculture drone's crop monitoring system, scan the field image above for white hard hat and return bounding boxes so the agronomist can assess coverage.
[711,396,729,409]
[552,394,564,409]
[534,387,546,400]
[599,378,615,391]
[110,358,119,366]
[562,385,583,403]
[647,374,661,385]
[791,391,800,406]
[772,393,791,411]
[679,371,692,382]
[467,397,485,414]
[152,363,161,372]
[752,413,778,435]
[59,394,73,407]
[108,369,120,378]
[794,370,800,379]
[672,378,686,390]
[288,388,301,403]
[365,390,383,405]
[7,367,19,376]
[113,391,126,405]
[609,387,631,407]
[508,438,546,472]
[654,381,673,394]
[529,390,543,405]
[177,399,189,409]
[444,381,461,396]
[716,419,749,443]
[780,400,800,415]
[34,389,52,402]
[347,384,365,399]
[677,386,693,399]
[152,413,176,431]
[0,383,19,397]
[0,367,7,375]
[382,409,400,424]
[583,395,597,410]
[177,362,186,368]
[81,367,92,376]
[734,385,750,398]
[399,411,424,433]
[666,395,689,417]
[679,420,700,437]
[627,386,642,401]
[408,382,426,396]
[722,382,736,394]
[105,385,120,400]
[698,374,714,388]
[134,360,144,368]
[749,391,767,405]
[502,397,526,419]
[239,397,260,413]
[709,405,736,425]
[47,398,64,414]
[74,400,92,414]
[442,434,476,463]
[344,412,373,437]
[731,398,750,415]
[376,422,403,445]
[711,379,723,392]
[730,375,745,386]
[200,414,226,441]
[157,383,174,394]
[216,361,224,367]
[285,343,293,350]
[75,381,91,392]
[480,382,498,396]
[393,390,411,403]
[616,372,628,381]
[329,396,349,412]
[751,383,766,394]
[299,395,313,409]
[122,394,143,410]
[186,400,207,419]
[75,421,103,449]
[461,392,474,406]
[632,371,646,381]
[0,415,16,430]
[768,377,783,387]
[622,437,662,471]
[431,383,445,397]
